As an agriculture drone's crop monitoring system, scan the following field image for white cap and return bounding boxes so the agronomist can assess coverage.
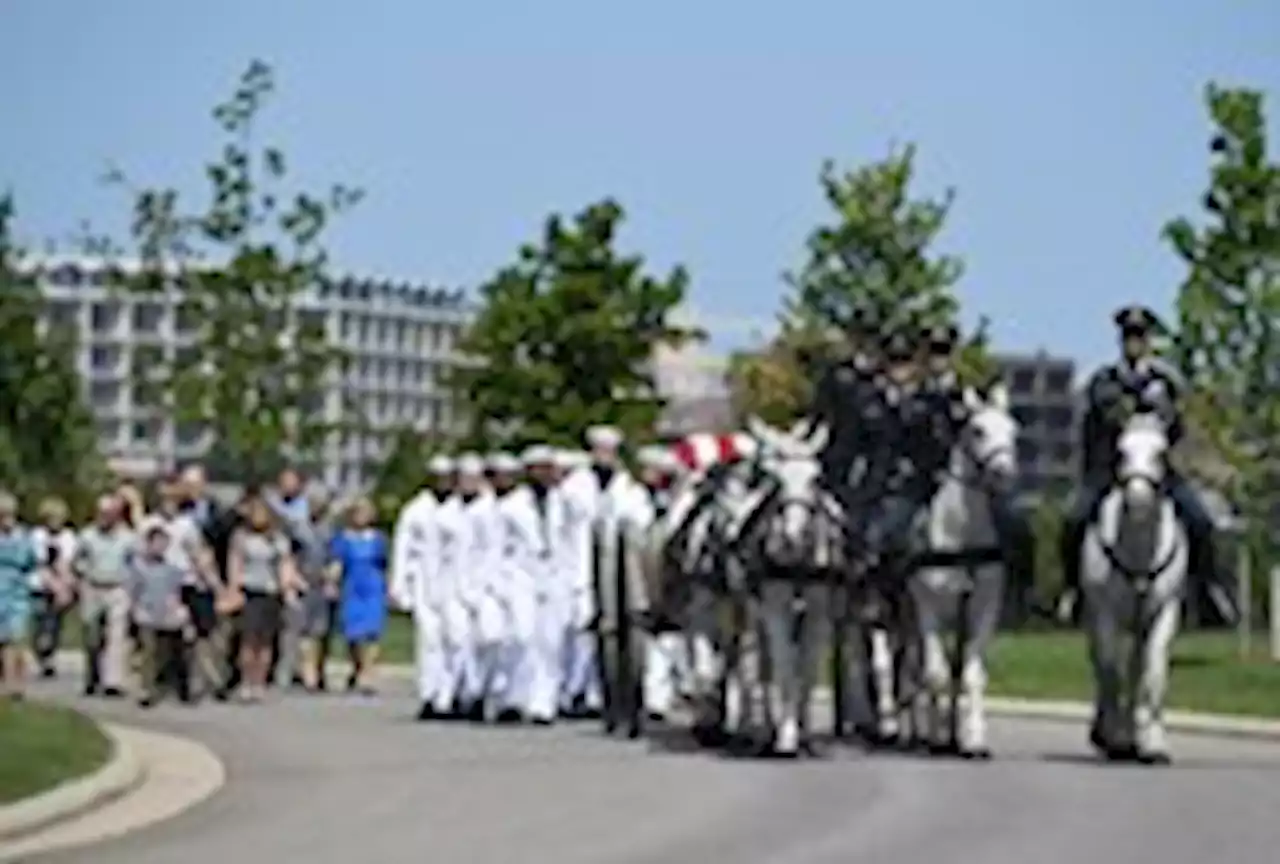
[455,453,485,476]
[585,425,623,449]
[636,445,677,473]
[521,444,557,467]
[427,454,454,474]
[486,453,521,473]
[553,449,578,470]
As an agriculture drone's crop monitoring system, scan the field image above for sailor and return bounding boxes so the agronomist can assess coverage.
[1060,305,1216,596]
[486,452,530,722]
[428,455,469,718]
[389,454,449,721]
[556,448,602,719]
[518,444,569,725]
[452,453,494,721]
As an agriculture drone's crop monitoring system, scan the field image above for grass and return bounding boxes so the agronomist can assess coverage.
[0,700,113,805]
[987,630,1280,718]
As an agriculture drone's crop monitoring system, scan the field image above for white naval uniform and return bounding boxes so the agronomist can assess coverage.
[492,486,539,714]
[435,493,471,705]
[557,467,600,711]
[632,483,691,716]
[507,482,569,722]
[390,490,450,710]
[458,488,504,708]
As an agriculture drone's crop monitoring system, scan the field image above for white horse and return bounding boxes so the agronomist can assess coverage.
[1080,409,1188,764]
[909,383,1020,758]
[743,416,840,756]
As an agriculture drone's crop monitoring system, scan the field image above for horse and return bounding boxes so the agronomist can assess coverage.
[1080,408,1188,764]
[907,383,1020,758]
[741,416,841,756]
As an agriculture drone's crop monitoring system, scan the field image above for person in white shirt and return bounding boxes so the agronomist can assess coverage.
[29,497,78,679]
[485,452,528,722]
[452,453,494,721]
[556,448,601,718]
[390,455,450,721]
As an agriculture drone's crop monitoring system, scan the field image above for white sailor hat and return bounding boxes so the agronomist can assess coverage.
[553,449,579,470]
[427,454,454,474]
[521,444,558,467]
[636,444,676,472]
[455,453,485,476]
[585,425,623,449]
[486,452,521,473]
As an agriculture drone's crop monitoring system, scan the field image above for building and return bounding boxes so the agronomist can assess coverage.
[993,350,1081,497]
[651,335,734,435]
[29,257,471,490]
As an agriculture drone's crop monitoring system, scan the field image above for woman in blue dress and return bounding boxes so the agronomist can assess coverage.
[0,490,37,699]
[329,498,388,694]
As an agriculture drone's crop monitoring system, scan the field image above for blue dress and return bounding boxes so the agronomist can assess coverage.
[331,529,388,644]
[0,527,36,643]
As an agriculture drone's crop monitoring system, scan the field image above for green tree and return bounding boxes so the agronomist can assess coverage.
[1163,84,1280,562]
[110,60,363,480]
[783,145,992,382]
[451,199,699,450]
[367,425,442,528]
[0,194,108,517]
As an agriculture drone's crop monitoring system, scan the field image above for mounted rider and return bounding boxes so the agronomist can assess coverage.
[811,307,885,502]
[1060,304,1218,595]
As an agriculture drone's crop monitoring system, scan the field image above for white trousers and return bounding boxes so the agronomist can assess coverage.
[493,582,536,713]
[560,628,601,710]
[459,593,505,707]
[414,606,452,711]
[517,590,567,721]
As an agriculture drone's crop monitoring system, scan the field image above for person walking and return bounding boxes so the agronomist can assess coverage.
[29,497,77,679]
[294,487,338,692]
[225,495,302,703]
[74,494,137,697]
[126,520,193,707]
[0,490,37,699]
[330,497,388,694]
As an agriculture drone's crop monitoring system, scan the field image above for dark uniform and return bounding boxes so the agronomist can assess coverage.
[812,309,885,498]
[1060,305,1217,590]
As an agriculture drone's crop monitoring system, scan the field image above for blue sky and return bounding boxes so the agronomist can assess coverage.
[4,1,1277,366]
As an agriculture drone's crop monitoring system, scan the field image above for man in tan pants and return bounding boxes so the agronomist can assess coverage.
[74,494,137,697]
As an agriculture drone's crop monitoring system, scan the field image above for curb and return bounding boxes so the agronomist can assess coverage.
[0,722,146,843]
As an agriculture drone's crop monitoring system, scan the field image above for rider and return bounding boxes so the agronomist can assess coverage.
[1059,304,1218,596]
[812,307,884,499]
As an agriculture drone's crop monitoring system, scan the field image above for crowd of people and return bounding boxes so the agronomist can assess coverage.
[0,466,391,706]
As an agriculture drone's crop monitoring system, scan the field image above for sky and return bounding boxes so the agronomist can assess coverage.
[4,0,1278,367]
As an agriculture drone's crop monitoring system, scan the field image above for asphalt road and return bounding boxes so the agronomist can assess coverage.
[24,673,1280,864]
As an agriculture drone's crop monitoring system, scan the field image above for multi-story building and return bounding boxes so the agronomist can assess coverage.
[29,257,471,490]
[993,350,1081,497]
[651,339,734,435]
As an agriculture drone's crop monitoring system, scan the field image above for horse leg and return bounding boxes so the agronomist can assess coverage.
[1084,583,1125,757]
[869,627,899,742]
[797,582,831,755]
[915,579,949,753]
[758,581,797,755]
[1136,592,1180,765]
[959,563,1003,759]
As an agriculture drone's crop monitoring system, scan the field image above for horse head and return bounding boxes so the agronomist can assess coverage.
[958,382,1020,494]
[743,416,834,570]
[1114,408,1169,511]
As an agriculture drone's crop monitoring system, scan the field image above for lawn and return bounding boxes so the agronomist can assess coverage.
[987,630,1280,718]
[0,700,113,805]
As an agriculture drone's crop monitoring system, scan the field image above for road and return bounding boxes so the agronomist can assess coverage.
[25,673,1280,864]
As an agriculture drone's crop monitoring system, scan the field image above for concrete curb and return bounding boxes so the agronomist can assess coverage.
[0,722,146,843]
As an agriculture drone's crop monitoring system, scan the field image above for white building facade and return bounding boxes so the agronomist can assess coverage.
[30,257,471,490]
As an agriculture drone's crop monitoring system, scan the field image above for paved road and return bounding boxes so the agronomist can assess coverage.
[24,673,1280,864]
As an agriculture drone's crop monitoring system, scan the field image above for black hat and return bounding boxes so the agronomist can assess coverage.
[1113,305,1159,334]
[924,322,959,352]
[881,330,915,361]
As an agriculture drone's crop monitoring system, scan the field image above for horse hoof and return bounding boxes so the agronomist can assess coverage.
[1104,744,1138,762]
[692,723,728,749]
[960,746,992,761]
[1136,750,1172,767]
[927,741,959,758]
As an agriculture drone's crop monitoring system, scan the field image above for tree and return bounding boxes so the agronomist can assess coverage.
[110,60,363,480]
[1163,84,1280,558]
[725,319,826,425]
[451,199,699,450]
[0,194,108,517]
[366,425,442,528]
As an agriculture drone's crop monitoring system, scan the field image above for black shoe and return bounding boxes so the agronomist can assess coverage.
[102,687,124,699]
[531,716,554,727]
[40,665,56,680]
[138,696,156,709]
[495,708,523,725]
[82,683,99,697]
[464,701,486,722]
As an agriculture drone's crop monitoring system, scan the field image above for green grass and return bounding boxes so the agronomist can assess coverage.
[0,701,113,805]
[986,630,1280,718]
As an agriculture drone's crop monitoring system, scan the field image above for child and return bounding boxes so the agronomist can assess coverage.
[127,521,193,707]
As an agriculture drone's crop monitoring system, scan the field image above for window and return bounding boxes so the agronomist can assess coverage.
[1018,440,1042,465]
[1010,368,1036,393]
[90,302,120,333]
[175,302,201,333]
[89,382,121,408]
[46,301,79,330]
[176,423,205,447]
[96,420,121,445]
[1051,441,1075,465]
[131,302,164,333]
[1045,368,1072,394]
[1045,405,1074,430]
[131,420,160,443]
[90,346,120,371]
